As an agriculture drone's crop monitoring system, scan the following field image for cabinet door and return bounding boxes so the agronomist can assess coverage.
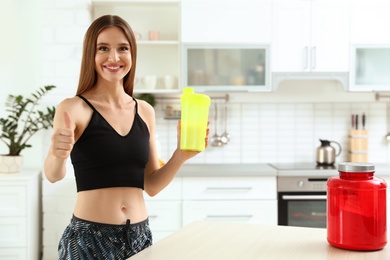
[272,0,350,72]
[183,44,270,92]
[0,217,26,247]
[0,186,26,216]
[182,177,276,200]
[351,0,390,44]
[181,0,272,43]
[0,248,27,260]
[182,200,277,226]
[145,201,182,232]
[272,0,310,72]
[310,0,350,72]
[350,46,390,91]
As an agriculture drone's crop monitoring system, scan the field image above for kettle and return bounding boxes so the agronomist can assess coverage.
[316,139,342,166]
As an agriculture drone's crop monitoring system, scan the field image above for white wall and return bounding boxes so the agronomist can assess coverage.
[0,0,44,162]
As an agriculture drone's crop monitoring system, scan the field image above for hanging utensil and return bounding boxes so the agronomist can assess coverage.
[385,103,390,141]
[211,102,222,147]
[220,98,230,145]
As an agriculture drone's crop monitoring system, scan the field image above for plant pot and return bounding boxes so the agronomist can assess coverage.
[0,155,23,174]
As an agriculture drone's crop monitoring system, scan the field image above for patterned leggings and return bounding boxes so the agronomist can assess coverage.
[58,215,153,260]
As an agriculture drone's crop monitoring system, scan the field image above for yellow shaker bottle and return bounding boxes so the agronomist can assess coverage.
[180,87,211,151]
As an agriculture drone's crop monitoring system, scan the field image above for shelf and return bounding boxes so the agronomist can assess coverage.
[137,40,179,45]
[164,116,181,120]
[134,89,180,94]
[92,0,179,5]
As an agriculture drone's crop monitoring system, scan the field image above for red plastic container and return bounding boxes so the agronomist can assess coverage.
[327,162,387,251]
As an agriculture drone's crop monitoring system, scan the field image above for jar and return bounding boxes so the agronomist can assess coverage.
[327,162,387,251]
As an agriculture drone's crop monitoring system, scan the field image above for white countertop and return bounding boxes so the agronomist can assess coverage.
[177,163,277,177]
[177,163,390,177]
[130,221,389,260]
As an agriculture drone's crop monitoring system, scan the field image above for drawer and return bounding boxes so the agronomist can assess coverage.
[145,201,182,231]
[0,217,27,247]
[0,186,26,216]
[182,200,277,226]
[0,248,27,260]
[182,177,276,200]
[144,178,182,201]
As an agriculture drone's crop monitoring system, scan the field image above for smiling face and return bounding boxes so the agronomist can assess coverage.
[95,26,132,85]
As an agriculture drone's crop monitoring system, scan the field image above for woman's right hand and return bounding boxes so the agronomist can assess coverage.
[50,111,74,159]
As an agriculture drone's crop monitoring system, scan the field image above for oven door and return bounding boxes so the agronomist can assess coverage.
[278,191,327,228]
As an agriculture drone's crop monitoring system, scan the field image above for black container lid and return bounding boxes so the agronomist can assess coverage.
[338,162,375,172]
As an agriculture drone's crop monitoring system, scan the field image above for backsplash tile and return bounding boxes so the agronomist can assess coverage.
[155,101,388,165]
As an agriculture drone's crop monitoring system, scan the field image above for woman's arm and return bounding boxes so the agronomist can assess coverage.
[140,100,208,196]
[44,100,75,183]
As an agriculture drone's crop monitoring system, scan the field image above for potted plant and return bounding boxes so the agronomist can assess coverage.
[0,85,56,173]
[136,93,156,107]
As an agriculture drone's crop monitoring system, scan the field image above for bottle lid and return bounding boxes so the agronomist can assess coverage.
[181,87,211,105]
[183,87,194,95]
[338,162,375,172]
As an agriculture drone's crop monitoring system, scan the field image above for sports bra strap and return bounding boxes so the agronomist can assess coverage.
[77,94,138,113]
[77,95,96,111]
[133,97,138,113]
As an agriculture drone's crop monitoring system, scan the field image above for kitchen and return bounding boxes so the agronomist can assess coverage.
[1,0,390,259]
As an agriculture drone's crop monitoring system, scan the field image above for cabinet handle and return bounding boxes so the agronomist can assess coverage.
[282,195,326,200]
[205,187,252,193]
[206,215,253,220]
[149,215,158,219]
[311,46,316,70]
[303,46,309,70]
[356,49,362,76]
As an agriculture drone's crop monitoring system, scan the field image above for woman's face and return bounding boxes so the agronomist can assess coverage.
[95,26,132,84]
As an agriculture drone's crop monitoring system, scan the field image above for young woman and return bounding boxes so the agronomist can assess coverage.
[44,15,208,259]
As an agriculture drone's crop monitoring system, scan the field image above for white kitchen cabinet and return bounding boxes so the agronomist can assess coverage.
[0,171,40,260]
[183,44,270,92]
[272,0,350,72]
[182,177,277,226]
[349,45,390,91]
[92,0,181,93]
[182,200,277,226]
[181,0,273,43]
[350,0,390,45]
[144,178,182,242]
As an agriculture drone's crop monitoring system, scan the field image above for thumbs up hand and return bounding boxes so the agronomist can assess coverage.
[50,111,75,159]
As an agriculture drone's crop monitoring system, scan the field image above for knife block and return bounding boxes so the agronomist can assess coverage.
[348,130,368,162]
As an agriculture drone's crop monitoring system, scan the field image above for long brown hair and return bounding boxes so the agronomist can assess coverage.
[76,15,137,96]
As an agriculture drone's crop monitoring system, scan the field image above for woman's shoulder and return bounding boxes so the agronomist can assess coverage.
[57,96,87,110]
[56,96,92,121]
[135,98,155,115]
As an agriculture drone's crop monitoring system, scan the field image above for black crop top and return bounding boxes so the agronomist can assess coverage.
[70,95,150,192]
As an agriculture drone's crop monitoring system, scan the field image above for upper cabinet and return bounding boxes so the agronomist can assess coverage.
[349,1,390,91]
[181,0,273,43]
[350,1,390,45]
[182,44,270,92]
[92,0,181,93]
[349,45,390,92]
[272,0,350,73]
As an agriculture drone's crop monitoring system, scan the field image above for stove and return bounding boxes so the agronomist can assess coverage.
[270,162,336,170]
[271,163,337,228]
[270,163,338,177]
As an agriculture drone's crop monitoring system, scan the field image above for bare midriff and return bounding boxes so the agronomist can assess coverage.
[73,187,148,225]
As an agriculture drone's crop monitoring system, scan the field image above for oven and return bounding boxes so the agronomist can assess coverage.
[270,163,337,229]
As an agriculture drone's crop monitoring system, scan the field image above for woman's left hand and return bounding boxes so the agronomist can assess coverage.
[176,120,209,161]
